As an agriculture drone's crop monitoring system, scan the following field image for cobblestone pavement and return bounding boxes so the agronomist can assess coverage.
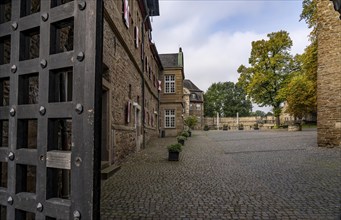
[101,129,341,219]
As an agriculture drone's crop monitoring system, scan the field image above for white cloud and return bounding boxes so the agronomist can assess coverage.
[151,1,311,112]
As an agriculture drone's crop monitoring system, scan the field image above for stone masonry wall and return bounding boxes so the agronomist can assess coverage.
[317,0,341,147]
[204,116,276,130]
[103,1,160,164]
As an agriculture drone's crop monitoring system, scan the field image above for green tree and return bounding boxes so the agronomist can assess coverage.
[184,115,198,130]
[300,0,317,40]
[279,74,316,119]
[252,110,266,117]
[204,82,252,117]
[279,0,317,120]
[237,30,296,126]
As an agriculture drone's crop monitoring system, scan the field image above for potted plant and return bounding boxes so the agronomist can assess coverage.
[184,115,198,135]
[223,125,228,130]
[180,131,190,139]
[177,135,186,145]
[167,143,182,161]
[238,124,244,130]
[203,125,209,131]
[253,123,259,130]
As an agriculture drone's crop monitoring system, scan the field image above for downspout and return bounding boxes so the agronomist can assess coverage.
[158,81,161,137]
[141,2,149,149]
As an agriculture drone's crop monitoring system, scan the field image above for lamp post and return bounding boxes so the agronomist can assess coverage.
[331,0,341,19]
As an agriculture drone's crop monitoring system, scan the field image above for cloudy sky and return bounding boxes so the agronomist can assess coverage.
[151,0,311,111]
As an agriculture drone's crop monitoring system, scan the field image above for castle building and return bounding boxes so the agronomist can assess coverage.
[101,0,162,171]
[159,48,185,137]
[183,79,204,130]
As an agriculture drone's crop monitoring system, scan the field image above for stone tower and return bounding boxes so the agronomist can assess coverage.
[317,0,341,147]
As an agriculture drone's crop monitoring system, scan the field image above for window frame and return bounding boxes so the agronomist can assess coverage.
[164,75,175,94]
[164,109,175,128]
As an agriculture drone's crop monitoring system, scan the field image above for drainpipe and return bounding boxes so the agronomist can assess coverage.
[158,78,161,137]
[141,3,149,149]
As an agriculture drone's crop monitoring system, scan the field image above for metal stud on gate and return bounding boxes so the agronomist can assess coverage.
[11,22,18,30]
[41,13,49,22]
[78,1,86,10]
[75,103,83,114]
[73,210,81,220]
[8,152,15,161]
[10,107,16,116]
[7,196,13,205]
[37,203,44,212]
[11,65,17,73]
[77,52,85,62]
[39,106,46,115]
[40,59,47,68]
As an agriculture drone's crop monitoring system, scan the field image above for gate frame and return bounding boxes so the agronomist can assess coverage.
[0,0,103,219]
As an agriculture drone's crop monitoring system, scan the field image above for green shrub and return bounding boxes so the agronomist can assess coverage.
[167,143,182,153]
[184,115,198,129]
[177,135,186,142]
[180,131,189,138]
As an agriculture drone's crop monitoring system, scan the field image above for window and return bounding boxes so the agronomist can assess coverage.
[165,75,175,93]
[165,109,175,128]
[196,104,201,110]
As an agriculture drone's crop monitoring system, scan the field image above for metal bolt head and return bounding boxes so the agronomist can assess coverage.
[8,151,15,161]
[75,157,82,167]
[73,210,81,219]
[77,52,85,62]
[11,65,17,73]
[78,1,86,10]
[11,22,18,30]
[41,13,49,22]
[75,104,83,114]
[37,203,43,212]
[7,196,13,205]
[39,106,46,115]
[10,107,16,117]
[40,59,47,68]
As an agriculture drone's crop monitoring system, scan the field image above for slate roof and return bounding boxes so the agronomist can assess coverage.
[184,79,204,102]
[159,53,179,68]
[184,79,202,92]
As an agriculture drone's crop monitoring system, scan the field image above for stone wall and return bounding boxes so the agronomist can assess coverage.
[204,116,276,130]
[317,0,341,147]
[103,1,160,164]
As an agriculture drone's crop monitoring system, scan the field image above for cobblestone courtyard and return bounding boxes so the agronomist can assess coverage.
[101,130,341,219]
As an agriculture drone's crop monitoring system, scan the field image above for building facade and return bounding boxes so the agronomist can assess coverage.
[102,0,162,167]
[183,79,204,130]
[317,0,341,147]
[159,48,185,137]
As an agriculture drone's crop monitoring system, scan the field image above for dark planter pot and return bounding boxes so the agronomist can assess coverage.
[168,152,180,161]
[178,139,185,145]
[188,131,192,137]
